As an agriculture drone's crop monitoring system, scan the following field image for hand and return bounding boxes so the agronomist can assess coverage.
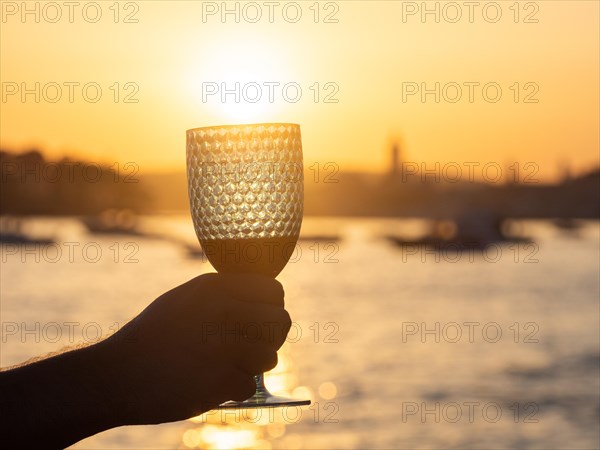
[101,272,292,425]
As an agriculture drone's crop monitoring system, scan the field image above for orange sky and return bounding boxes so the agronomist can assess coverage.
[1,1,598,180]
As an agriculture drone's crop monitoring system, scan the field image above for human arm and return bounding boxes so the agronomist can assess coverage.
[0,273,291,448]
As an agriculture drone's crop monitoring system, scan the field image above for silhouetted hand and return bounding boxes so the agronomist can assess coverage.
[104,272,291,424]
[0,273,292,448]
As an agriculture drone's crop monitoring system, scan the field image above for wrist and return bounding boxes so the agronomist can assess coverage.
[86,336,140,427]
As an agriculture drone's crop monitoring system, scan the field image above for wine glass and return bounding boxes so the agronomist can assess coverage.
[186,123,310,409]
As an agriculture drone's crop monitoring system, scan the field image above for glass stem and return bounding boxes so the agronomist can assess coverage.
[254,373,270,399]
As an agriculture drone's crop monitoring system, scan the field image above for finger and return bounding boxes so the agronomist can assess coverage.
[230,344,279,375]
[157,273,228,317]
[186,366,255,414]
[226,369,257,402]
[219,273,285,307]
[226,300,291,349]
[184,302,290,350]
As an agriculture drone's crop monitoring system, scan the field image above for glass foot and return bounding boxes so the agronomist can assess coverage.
[216,394,311,409]
[215,374,311,409]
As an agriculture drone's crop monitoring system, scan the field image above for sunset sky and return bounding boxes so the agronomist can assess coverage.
[1,1,598,180]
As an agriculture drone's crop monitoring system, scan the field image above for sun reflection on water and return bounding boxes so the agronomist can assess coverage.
[182,346,338,449]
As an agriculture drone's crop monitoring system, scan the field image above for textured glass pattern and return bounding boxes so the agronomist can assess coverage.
[186,123,304,241]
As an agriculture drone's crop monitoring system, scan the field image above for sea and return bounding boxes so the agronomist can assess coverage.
[1,216,598,449]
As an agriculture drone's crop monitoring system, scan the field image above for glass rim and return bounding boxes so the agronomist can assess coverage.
[186,122,300,133]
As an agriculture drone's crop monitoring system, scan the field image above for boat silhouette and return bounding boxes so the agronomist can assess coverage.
[387,212,532,251]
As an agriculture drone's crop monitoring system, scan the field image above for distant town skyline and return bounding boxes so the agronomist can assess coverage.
[2,149,598,219]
